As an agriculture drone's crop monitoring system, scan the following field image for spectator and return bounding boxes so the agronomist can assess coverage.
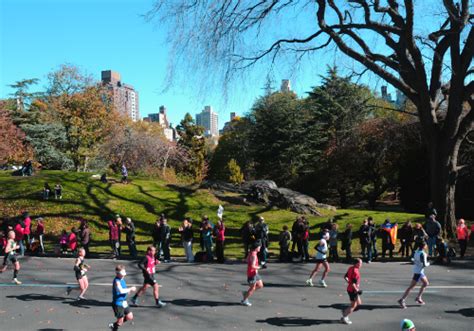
[398,221,414,258]
[301,217,310,262]
[54,184,63,199]
[471,223,474,243]
[124,218,137,258]
[214,220,226,263]
[60,230,68,254]
[178,218,194,262]
[108,217,120,258]
[424,214,441,257]
[359,219,372,262]
[412,223,428,252]
[14,220,25,257]
[240,221,254,259]
[43,183,51,199]
[68,227,78,254]
[341,223,353,263]
[160,217,171,262]
[152,219,162,251]
[425,202,437,219]
[279,225,292,262]
[329,223,339,262]
[254,216,269,268]
[199,215,210,251]
[380,219,396,258]
[368,217,378,260]
[434,236,450,265]
[35,218,45,254]
[201,221,214,262]
[23,212,32,252]
[80,223,91,257]
[456,219,469,258]
[291,217,299,254]
[121,164,128,184]
[100,173,108,183]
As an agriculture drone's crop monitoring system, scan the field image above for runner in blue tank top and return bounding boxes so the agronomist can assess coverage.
[109,265,136,331]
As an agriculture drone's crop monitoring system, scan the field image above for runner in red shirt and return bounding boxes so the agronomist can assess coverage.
[131,246,166,308]
[241,240,264,306]
[341,258,363,325]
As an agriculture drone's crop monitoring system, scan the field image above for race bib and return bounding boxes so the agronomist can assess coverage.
[122,301,128,308]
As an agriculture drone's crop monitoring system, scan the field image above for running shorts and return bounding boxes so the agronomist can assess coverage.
[75,270,83,280]
[347,290,359,302]
[247,274,262,285]
[315,259,327,264]
[143,273,157,286]
[112,303,130,319]
[412,273,425,282]
[5,253,17,264]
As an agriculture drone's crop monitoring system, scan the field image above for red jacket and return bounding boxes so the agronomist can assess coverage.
[108,221,119,241]
[68,232,77,251]
[14,223,24,241]
[23,217,31,235]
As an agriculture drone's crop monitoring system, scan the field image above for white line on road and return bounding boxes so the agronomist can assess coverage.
[0,282,160,287]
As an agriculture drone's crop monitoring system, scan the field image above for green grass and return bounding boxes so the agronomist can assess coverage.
[0,170,424,258]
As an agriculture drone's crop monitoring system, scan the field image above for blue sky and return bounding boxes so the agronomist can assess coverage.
[0,0,444,128]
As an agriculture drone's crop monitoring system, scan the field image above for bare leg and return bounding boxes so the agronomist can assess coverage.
[153,283,160,300]
[400,280,417,300]
[416,277,429,301]
[309,263,322,279]
[321,262,330,280]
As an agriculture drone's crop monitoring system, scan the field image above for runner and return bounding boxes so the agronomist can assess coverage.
[109,264,136,331]
[398,241,430,308]
[131,246,166,308]
[241,240,264,306]
[400,319,416,330]
[66,248,90,300]
[341,258,363,325]
[0,231,22,284]
[306,232,330,287]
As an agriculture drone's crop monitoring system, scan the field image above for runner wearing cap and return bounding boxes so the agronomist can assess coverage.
[306,232,330,287]
[398,241,430,308]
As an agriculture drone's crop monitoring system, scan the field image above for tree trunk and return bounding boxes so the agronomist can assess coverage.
[429,135,460,238]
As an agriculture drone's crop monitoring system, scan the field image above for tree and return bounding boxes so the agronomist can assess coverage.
[176,113,207,181]
[151,1,473,236]
[0,105,33,164]
[8,78,40,112]
[227,158,244,184]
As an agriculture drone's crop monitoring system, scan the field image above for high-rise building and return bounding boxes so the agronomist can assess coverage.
[196,106,219,137]
[381,85,393,102]
[281,79,291,92]
[144,105,176,142]
[101,70,139,122]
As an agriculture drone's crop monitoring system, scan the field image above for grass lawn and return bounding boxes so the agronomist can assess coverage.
[0,170,424,259]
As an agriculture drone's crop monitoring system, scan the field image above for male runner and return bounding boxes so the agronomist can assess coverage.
[398,241,430,308]
[109,265,136,331]
[0,231,22,284]
[341,258,363,325]
[131,246,166,308]
[241,240,264,306]
[67,248,89,300]
[306,232,330,287]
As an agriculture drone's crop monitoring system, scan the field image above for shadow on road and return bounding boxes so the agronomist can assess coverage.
[169,298,241,307]
[6,294,110,309]
[253,282,308,288]
[319,303,418,310]
[445,308,474,317]
[256,317,340,327]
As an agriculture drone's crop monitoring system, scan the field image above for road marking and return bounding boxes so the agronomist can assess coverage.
[364,290,439,294]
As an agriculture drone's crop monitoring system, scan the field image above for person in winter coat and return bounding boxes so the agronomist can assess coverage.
[456,218,470,258]
[398,221,414,258]
[341,223,353,262]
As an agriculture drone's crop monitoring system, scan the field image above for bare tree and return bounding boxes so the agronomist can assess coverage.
[150,0,473,236]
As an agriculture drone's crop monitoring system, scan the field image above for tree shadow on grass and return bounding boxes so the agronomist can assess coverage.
[6,293,110,309]
[445,308,474,317]
[169,298,241,307]
[256,317,340,327]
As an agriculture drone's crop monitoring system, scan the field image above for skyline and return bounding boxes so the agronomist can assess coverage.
[1,0,404,129]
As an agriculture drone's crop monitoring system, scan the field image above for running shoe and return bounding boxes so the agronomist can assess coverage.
[398,298,407,309]
[306,279,314,287]
[319,279,327,288]
[415,297,425,305]
[340,316,352,325]
[12,278,22,285]
[240,299,252,307]
[156,300,167,308]
[78,295,86,300]
[108,323,116,331]
[66,286,72,295]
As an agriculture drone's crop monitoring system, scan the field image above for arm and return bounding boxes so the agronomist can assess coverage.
[137,257,147,271]
[421,252,430,268]
[115,280,135,294]
[250,255,260,271]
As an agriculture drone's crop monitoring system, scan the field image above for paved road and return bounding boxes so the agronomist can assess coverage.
[0,257,472,330]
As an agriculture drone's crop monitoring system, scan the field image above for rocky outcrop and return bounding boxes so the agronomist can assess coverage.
[202,180,336,215]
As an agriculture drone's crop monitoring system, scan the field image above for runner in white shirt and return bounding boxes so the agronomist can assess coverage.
[306,232,330,287]
[398,241,430,308]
